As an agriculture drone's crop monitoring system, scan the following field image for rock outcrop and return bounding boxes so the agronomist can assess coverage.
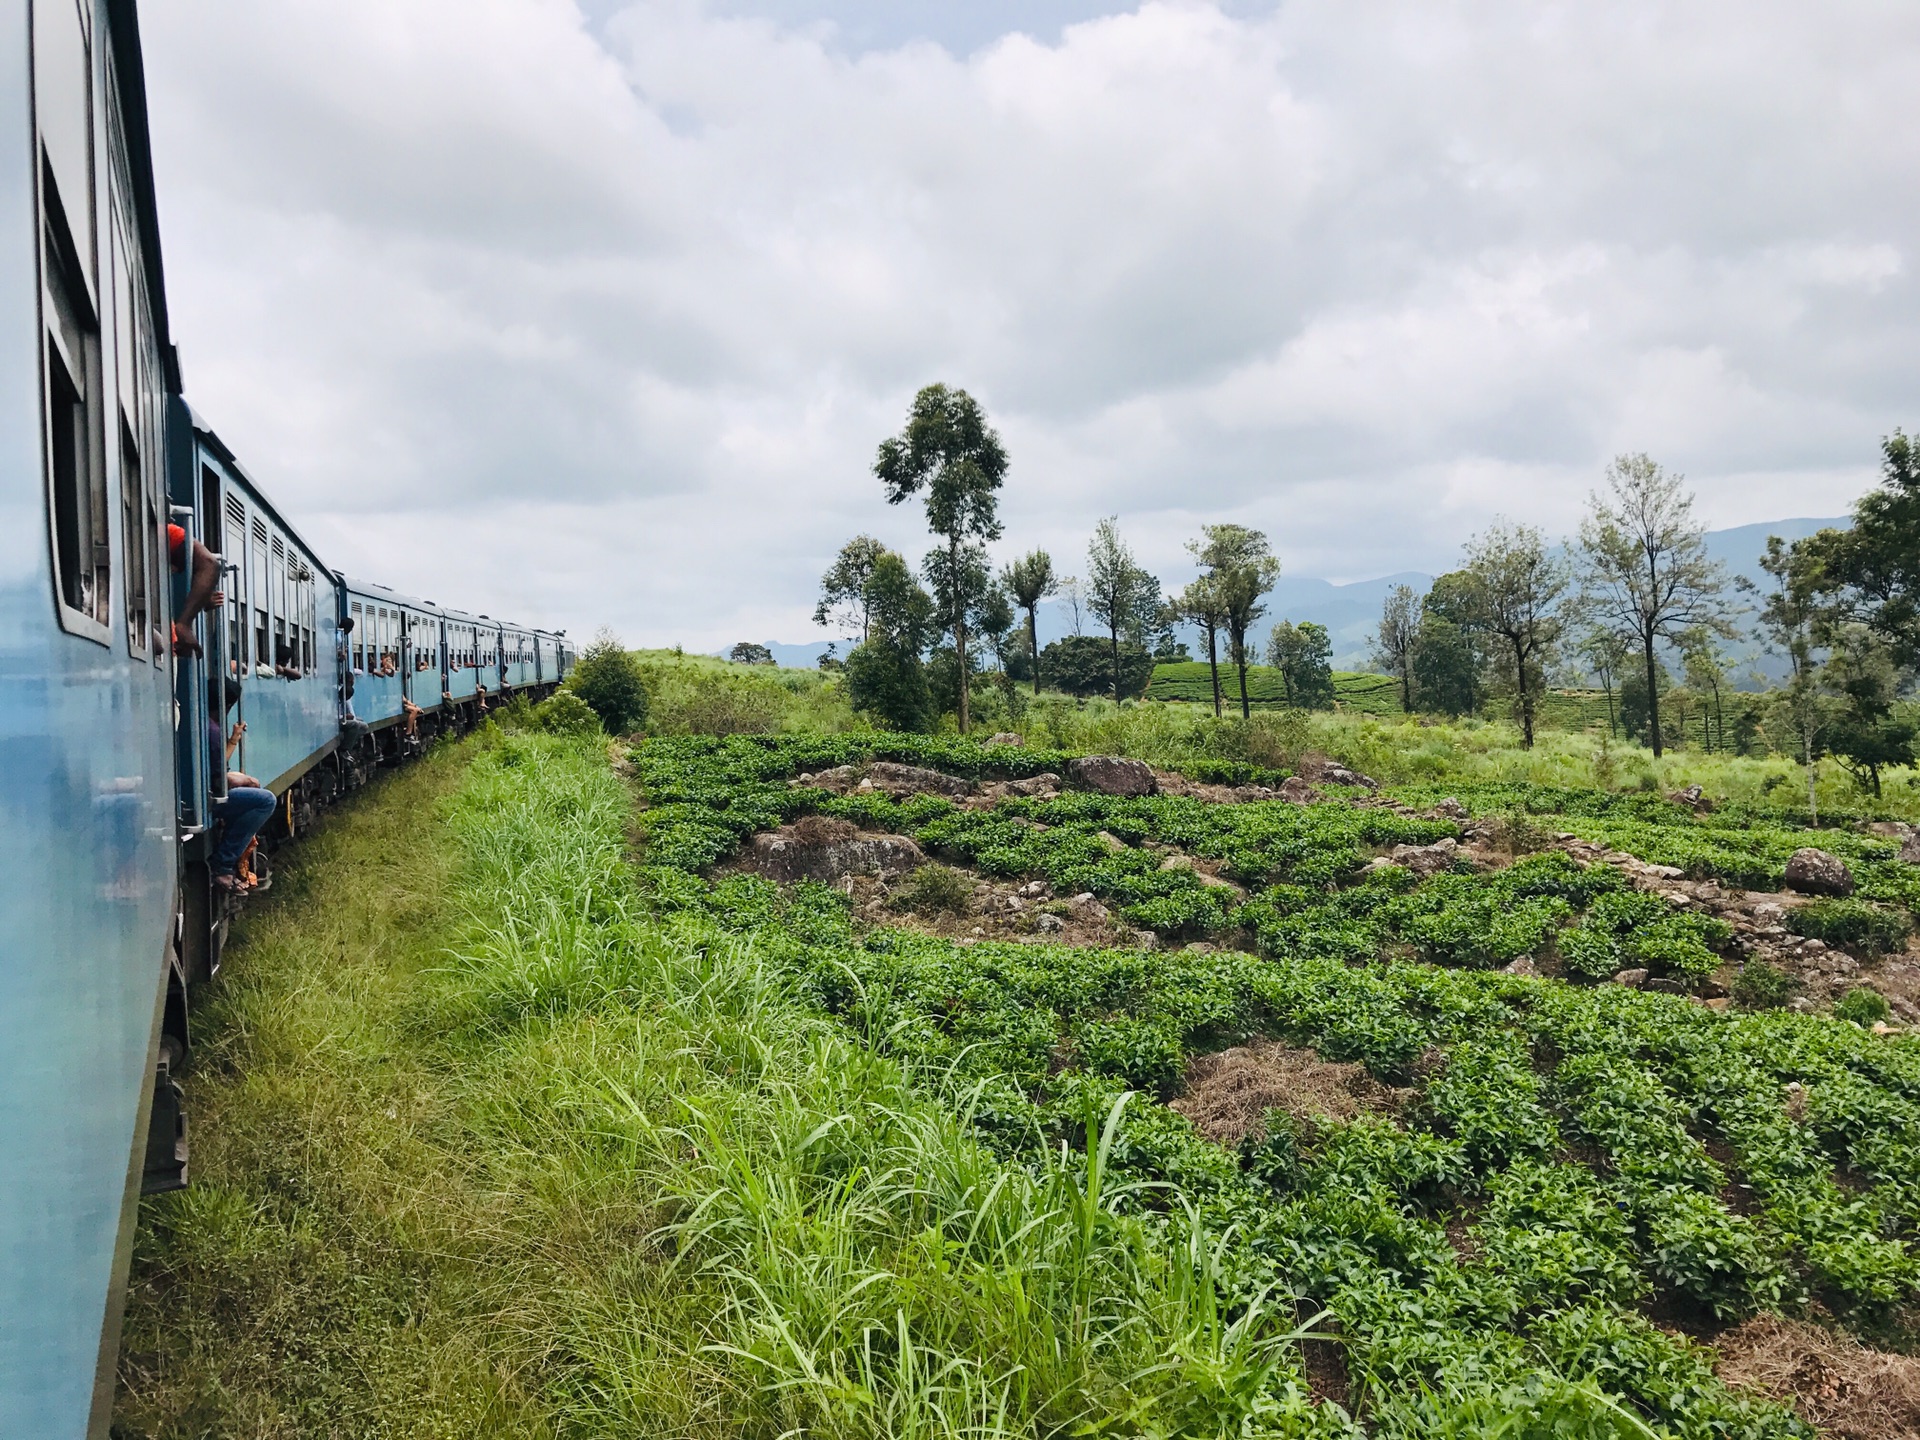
[746,818,925,883]
[1388,837,1461,878]
[1067,755,1158,797]
[1783,847,1855,897]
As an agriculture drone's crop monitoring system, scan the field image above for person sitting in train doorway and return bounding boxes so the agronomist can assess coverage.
[166,521,224,656]
[207,680,276,895]
[334,616,370,743]
[401,696,422,739]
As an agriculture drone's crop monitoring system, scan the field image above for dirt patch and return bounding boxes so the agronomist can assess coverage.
[842,870,1134,950]
[1716,1315,1920,1440]
[1299,1330,1350,1410]
[1170,1038,1403,1147]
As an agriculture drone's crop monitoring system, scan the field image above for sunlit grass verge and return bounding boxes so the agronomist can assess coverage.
[116,732,1663,1438]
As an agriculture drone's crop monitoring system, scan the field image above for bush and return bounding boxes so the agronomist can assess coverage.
[887,863,973,917]
[1787,898,1913,958]
[1731,961,1799,1011]
[568,630,650,733]
[534,691,601,736]
[1835,987,1892,1025]
[846,639,933,732]
[1041,634,1152,699]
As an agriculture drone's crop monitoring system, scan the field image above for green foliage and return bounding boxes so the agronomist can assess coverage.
[533,689,601,736]
[888,863,973,917]
[846,636,934,731]
[1044,633,1153,699]
[1836,987,1893,1026]
[1788,897,1913,957]
[568,629,650,733]
[1731,961,1799,1011]
[636,728,1920,1430]
[1267,620,1336,710]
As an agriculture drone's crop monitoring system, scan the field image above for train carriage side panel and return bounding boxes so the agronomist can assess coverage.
[442,607,479,702]
[208,457,337,794]
[0,3,185,1433]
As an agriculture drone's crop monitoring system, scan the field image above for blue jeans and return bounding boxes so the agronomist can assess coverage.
[213,786,277,874]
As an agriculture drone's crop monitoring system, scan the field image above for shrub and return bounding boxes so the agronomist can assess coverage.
[1731,961,1798,1011]
[533,691,600,736]
[846,639,933,732]
[568,630,650,733]
[1788,898,1913,958]
[887,863,973,917]
[1042,634,1153,699]
[1835,987,1892,1026]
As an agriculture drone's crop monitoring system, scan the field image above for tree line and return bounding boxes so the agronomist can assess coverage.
[812,383,1919,795]
[1366,442,1920,804]
[813,384,1359,732]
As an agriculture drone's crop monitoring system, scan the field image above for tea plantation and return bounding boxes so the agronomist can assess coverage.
[635,731,1920,1438]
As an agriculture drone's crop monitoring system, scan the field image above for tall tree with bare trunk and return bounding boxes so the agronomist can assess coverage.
[1372,583,1420,713]
[1577,455,1732,757]
[1001,549,1056,695]
[875,384,1008,733]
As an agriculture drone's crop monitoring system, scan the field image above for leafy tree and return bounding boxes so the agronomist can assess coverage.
[728,642,775,666]
[1412,611,1479,716]
[1578,455,1732,757]
[1041,634,1152,698]
[1680,629,1731,753]
[1001,549,1056,695]
[1085,518,1162,702]
[813,535,889,643]
[847,642,932,732]
[1148,603,1191,662]
[875,384,1008,733]
[1194,524,1278,720]
[569,629,650,734]
[1267,620,1335,709]
[1752,536,1832,820]
[1821,622,1915,797]
[1798,429,1920,669]
[1174,572,1229,716]
[845,549,936,731]
[1371,583,1420,712]
[1460,521,1566,748]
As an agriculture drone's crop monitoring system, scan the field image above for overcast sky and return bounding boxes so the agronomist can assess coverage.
[140,0,1919,648]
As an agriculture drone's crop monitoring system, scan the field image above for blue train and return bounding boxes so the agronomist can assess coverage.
[0,6,576,1433]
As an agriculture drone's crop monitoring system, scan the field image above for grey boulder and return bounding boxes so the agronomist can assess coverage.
[1783,847,1855,897]
[1067,755,1158,797]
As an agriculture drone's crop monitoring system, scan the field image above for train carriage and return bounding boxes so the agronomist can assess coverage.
[0,7,574,1432]
[2,2,186,1432]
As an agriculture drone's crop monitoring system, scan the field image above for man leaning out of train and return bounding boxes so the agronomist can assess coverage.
[208,680,276,894]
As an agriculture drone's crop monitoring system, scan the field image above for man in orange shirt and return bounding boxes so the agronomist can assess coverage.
[166,522,224,657]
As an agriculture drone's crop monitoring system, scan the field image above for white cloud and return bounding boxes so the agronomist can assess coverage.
[140,0,1920,645]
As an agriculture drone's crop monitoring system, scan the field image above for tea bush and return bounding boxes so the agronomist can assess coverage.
[630,730,1920,1436]
[1788,898,1914,957]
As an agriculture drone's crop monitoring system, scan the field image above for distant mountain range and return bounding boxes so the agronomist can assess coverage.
[732,517,1850,677]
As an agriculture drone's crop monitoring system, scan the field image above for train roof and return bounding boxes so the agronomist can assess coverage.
[188,407,334,573]
[108,0,182,394]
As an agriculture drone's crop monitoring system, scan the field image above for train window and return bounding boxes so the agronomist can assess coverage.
[119,414,149,654]
[37,0,109,639]
[270,537,287,675]
[350,601,363,669]
[225,495,247,671]
[251,519,270,674]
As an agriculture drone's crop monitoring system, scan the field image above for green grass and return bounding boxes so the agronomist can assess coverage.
[118,733,1372,1438]
[1147,663,1406,714]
